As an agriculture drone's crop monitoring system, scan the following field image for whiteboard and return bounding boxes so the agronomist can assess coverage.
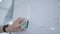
[0,0,60,34]
[12,0,60,34]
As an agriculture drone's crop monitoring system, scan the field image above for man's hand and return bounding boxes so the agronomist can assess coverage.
[6,17,26,32]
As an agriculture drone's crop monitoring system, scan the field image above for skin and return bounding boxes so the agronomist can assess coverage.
[0,17,26,33]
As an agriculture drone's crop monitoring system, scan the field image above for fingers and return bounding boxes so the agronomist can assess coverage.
[13,17,26,29]
[19,19,26,27]
[13,28,23,32]
[17,28,23,31]
[16,20,26,29]
[12,17,26,30]
[14,17,26,24]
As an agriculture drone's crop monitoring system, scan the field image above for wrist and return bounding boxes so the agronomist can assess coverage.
[3,25,9,32]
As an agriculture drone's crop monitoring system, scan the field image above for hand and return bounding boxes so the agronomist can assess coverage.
[6,17,26,32]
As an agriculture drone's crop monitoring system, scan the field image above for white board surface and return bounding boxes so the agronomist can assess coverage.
[0,0,60,34]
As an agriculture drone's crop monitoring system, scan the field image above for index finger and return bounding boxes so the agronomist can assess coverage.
[14,17,26,24]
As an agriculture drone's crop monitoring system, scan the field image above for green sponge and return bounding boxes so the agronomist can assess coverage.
[23,20,29,29]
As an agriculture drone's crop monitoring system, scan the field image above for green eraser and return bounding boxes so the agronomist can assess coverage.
[23,20,29,29]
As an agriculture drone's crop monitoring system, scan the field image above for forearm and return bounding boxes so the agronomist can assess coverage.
[0,26,3,33]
